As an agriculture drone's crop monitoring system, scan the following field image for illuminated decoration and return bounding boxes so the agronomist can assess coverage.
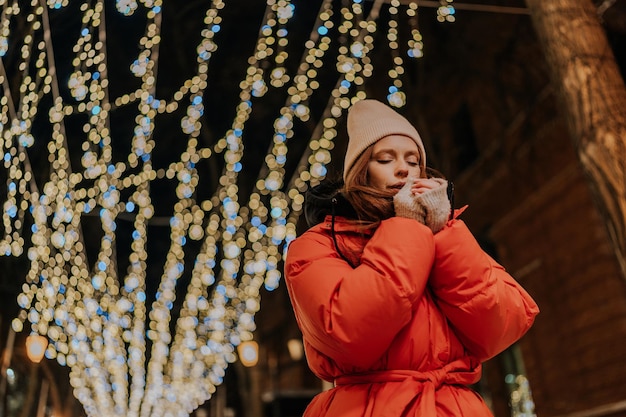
[236,341,259,367]
[437,0,456,22]
[287,338,304,361]
[508,374,537,417]
[1,0,453,416]
[386,0,406,107]
[25,333,49,364]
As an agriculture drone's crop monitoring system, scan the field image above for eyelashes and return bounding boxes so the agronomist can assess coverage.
[375,159,419,166]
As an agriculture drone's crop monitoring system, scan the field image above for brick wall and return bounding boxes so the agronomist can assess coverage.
[409,9,626,415]
[454,108,626,416]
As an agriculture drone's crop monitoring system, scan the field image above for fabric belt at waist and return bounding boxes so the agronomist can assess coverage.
[333,357,480,417]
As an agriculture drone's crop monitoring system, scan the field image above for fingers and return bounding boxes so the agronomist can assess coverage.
[411,178,440,194]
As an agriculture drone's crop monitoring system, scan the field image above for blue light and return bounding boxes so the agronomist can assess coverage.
[126,202,135,212]
[317,26,328,36]
[98,261,107,271]
[271,207,282,218]
[137,292,146,302]
[93,72,100,80]
[212,24,221,33]
[193,96,202,105]
[388,86,398,93]
[234,162,242,172]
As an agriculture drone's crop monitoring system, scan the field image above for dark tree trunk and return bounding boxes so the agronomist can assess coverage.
[526,0,626,279]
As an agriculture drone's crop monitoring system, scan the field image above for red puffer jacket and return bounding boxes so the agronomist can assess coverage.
[284,213,539,417]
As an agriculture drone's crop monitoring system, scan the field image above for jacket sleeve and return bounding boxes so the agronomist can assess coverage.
[429,218,539,361]
[284,217,435,369]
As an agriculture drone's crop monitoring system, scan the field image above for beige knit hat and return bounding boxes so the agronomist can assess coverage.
[343,99,426,181]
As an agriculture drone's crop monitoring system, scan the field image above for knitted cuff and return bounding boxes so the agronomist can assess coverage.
[414,178,451,233]
[393,179,426,224]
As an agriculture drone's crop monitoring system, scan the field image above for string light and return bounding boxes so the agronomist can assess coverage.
[508,374,537,417]
[406,2,424,59]
[437,0,456,22]
[1,0,453,416]
[386,0,406,107]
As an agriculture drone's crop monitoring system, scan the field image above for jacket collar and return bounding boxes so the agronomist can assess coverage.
[317,215,377,235]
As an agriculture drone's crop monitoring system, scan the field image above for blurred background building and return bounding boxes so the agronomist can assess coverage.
[0,0,625,417]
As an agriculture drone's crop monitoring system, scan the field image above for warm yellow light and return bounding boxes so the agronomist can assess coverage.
[287,338,304,361]
[6,0,451,413]
[237,341,259,367]
[25,334,48,363]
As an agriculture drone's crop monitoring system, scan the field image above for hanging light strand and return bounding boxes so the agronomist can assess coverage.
[386,0,407,107]
[2,0,456,415]
[406,2,424,58]
[283,0,383,246]
[437,0,455,22]
[151,1,293,415]
[250,0,335,300]
[0,1,45,258]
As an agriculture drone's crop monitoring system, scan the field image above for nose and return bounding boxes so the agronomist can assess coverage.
[395,161,409,177]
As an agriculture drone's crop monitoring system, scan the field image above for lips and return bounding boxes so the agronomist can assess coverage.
[389,182,405,190]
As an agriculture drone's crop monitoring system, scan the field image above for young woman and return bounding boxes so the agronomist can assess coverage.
[284,99,539,416]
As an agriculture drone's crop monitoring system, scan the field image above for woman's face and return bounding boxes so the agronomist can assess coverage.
[367,135,421,192]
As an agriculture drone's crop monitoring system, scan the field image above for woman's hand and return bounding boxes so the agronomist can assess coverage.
[394,177,451,233]
[410,178,443,195]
